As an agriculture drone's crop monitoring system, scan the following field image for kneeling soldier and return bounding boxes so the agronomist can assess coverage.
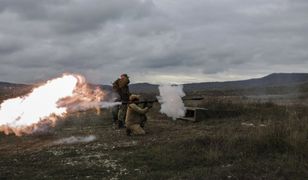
[125,95,150,136]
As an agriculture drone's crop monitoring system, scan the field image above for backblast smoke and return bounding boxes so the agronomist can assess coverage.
[0,74,117,136]
[157,84,186,120]
[53,135,96,145]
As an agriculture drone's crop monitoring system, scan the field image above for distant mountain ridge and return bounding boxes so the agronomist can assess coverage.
[128,73,308,93]
[183,73,308,92]
[0,82,29,92]
[1,73,308,94]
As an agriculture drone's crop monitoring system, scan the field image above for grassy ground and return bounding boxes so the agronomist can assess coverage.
[0,97,308,179]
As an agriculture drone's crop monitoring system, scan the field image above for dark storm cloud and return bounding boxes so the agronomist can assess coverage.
[0,40,23,55]
[0,0,307,84]
[0,0,156,34]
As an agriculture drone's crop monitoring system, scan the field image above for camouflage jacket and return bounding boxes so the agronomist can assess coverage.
[113,77,130,101]
[125,103,149,126]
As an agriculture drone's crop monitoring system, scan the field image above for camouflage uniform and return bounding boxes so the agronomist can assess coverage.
[111,104,119,125]
[112,74,130,128]
[125,95,149,135]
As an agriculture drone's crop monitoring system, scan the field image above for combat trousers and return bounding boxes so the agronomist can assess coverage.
[111,105,119,124]
[118,104,127,128]
[128,124,145,135]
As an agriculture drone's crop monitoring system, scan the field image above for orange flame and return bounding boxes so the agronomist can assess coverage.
[0,74,106,136]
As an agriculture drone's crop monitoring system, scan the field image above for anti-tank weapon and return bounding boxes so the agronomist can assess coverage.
[121,96,204,127]
[120,96,204,107]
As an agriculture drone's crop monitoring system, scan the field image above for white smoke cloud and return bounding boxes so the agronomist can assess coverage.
[53,135,96,145]
[100,101,121,108]
[59,101,120,112]
[157,84,186,120]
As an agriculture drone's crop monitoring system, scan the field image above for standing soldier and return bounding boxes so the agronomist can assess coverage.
[112,74,130,128]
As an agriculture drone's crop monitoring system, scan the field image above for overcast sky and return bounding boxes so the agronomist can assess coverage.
[0,0,307,85]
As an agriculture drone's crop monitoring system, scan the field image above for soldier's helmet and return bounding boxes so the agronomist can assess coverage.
[129,94,140,101]
[121,74,129,78]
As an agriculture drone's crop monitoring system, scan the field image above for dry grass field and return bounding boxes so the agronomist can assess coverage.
[0,91,308,179]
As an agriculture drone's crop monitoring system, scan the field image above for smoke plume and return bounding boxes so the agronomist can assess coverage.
[0,74,118,136]
[53,135,96,145]
[157,84,186,120]
[100,101,121,108]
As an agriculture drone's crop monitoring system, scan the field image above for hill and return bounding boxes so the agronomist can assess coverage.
[0,82,32,101]
[1,73,308,97]
[183,73,308,92]
[126,73,308,94]
[0,81,27,88]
